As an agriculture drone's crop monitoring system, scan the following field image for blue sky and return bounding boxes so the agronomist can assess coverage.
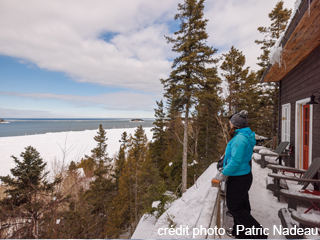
[0,0,295,118]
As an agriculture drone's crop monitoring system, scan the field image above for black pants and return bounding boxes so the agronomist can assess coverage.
[226,172,267,239]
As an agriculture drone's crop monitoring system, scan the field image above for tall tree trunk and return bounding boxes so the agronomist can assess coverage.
[229,92,232,116]
[129,165,133,226]
[182,106,189,193]
[206,113,208,160]
[134,168,138,227]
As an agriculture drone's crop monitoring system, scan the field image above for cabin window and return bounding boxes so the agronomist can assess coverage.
[281,103,291,145]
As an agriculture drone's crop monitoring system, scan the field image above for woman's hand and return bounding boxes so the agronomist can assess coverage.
[213,172,228,182]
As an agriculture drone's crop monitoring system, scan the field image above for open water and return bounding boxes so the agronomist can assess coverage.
[0,118,154,137]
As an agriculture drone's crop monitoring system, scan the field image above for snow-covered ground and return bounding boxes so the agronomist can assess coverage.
[133,151,320,239]
[0,127,153,178]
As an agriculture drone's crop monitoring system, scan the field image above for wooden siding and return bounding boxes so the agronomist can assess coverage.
[279,44,320,167]
[281,0,315,47]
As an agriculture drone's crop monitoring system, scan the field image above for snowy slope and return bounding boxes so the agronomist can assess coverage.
[0,127,153,178]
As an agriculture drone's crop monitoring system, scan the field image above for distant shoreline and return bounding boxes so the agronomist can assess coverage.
[0,126,153,138]
[0,119,155,138]
[3,118,155,121]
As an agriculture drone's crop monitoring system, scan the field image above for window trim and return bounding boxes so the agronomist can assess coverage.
[281,103,291,145]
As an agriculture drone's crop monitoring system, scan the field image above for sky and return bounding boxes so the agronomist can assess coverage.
[0,0,295,118]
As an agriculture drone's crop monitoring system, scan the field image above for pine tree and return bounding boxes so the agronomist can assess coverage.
[112,131,129,188]
[237,71,269,136]
[162,114,184,193]
[195,66,223,171]
[139,150,169,220]
[79,124,115,238]
[161,0,218,193]
[48,186,90,239]
[149,100,168,178]
[79,124,111,178]
[0,146,61,238]
[255,0,291,79]
[91,124,109,165]
[128,125,148,228]
[221,46,249,115]
[255,0,291,140]
[106,126,149,238]
[152,100,166,144]
[68,160,77,171]
[77,157,94,177]
[221,46,265,134]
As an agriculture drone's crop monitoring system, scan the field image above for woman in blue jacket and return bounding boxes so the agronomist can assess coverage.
[214,110,267,239]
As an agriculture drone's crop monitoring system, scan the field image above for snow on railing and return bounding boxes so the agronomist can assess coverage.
[205,181,227,239]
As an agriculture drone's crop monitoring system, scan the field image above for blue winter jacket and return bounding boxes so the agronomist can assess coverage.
[222,127,256,177]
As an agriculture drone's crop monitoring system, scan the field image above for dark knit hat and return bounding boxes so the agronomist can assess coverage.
[230,110,248,128]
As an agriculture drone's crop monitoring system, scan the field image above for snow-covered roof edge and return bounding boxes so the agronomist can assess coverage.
[269,0,303,66]
[260,0,311,83]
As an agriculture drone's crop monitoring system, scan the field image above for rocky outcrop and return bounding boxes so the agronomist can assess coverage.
[0,118,7,123]
[130,119,144,122]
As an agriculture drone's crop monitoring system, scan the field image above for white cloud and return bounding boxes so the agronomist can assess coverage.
[0,0,297,118]
[0,91,160,112]
[0,0,296,87]
[0,0,180,93]
[0,107,57,118]
[0,0,297,77]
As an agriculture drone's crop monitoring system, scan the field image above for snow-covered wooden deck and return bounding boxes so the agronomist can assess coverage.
[133,156,320,239]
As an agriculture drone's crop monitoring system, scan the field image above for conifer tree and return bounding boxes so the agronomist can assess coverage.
[79,124,111,177]
[221,46,264,133]
[161,112,184,193]
[195,67,223,170]
[255,0,291,140]
[128,125,148,227]
[91,124,109,164]
[106,160,131,238]
[50,186,90,238]
[80,124,115,238]
[152,100,166,145]
[113,131,129,188]
[149,100,168,178]
[0,146,61,238]
[106,126,149,238]
[255,0,291,79]
[237,71,268,135]
[140,149,169,220]
[77,157,94,177]
[68,160,77,171]
[161,0,218,193]
[221,46,249,115]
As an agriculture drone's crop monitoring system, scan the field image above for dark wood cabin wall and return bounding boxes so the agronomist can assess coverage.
[279,44,320,167]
